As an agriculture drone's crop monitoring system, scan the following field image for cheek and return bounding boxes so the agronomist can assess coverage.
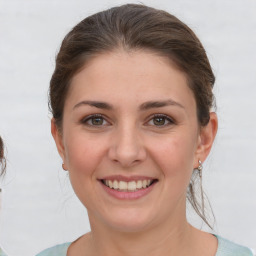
[149,132,198,186]
[144,132,199,217]
[64,134,108,207]
[64,133,107,178]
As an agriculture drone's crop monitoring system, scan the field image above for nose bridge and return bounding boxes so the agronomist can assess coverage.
[108,120,146,167]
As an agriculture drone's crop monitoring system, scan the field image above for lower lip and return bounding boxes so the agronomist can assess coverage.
[100,181,156,200]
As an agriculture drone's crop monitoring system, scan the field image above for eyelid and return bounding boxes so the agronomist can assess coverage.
[80,113,175,127]
[146,114,175,126]
[81,114,111,126]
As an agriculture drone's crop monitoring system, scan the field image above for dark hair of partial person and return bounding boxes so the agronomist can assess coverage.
[49,4,216,228]
[0,137,6,177]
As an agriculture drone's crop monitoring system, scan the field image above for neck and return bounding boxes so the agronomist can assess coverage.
[87,213,195,256]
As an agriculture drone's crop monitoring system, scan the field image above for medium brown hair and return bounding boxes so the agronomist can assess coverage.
[0,137,6,177]
[49,4,215,228]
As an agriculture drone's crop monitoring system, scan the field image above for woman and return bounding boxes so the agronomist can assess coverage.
[37,4,253,256]
[0,137,7,256]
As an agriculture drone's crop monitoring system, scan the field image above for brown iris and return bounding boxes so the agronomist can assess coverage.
[91,116,104,125]
[153,116,166,126]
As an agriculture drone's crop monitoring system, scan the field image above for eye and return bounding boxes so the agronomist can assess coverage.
[81,114,109,126]
[147,114,174,127]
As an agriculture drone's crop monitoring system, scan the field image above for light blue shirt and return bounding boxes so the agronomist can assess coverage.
[36,235,253,256]
[36,242,71,256]
[214,236,253,256]
[0,247,8,256]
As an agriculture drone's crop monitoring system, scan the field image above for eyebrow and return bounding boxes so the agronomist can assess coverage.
[73,99,184,111]
[139,99,184,110]
[73,101,113,110]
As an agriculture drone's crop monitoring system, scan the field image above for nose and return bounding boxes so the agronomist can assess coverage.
[108,124,147,168]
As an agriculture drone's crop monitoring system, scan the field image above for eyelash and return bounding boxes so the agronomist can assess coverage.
[147,114,175,127]
[81,114,109,126]
[80,114,175,127]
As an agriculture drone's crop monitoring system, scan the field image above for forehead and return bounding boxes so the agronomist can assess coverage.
[66,50,195,110]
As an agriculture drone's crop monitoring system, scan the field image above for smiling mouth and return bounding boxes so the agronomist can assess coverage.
[101,179,158,192]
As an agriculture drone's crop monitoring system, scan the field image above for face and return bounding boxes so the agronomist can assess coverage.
[52,50,216,233]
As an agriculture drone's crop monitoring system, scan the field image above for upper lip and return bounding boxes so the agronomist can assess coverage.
[99,175,158,182]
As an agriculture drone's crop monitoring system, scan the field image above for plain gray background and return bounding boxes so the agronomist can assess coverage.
[0,0,255,255]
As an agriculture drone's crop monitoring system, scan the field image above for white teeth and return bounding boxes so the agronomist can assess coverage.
[137,180,142,189]
[104,179,154,191]
[142,180,147,188]
[119,181,128,190]
[127,181,137,191]
[113,180,118,189]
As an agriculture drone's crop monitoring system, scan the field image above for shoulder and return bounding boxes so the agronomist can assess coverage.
[0,247,8,256]
[36,234,90,256]
[215,235,254,256]
[36,242,71,256]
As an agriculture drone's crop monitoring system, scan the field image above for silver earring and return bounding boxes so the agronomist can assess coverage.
[197,160,203,177]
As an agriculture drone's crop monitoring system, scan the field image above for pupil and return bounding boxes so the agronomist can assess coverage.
[153,117,165,126]
[92,117,103,125]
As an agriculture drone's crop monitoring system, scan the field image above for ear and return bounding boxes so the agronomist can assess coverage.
[51,118,67,169]
[194,112,218,167]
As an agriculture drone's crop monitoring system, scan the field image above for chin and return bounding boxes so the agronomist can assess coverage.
[102,208,156,233]
[109,220,152,233]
